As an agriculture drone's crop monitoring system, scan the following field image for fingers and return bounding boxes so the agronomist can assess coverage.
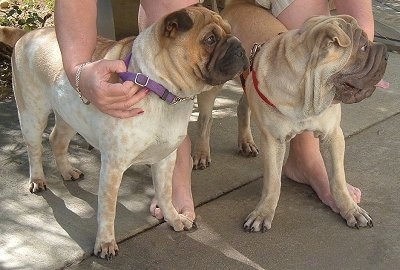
[103,59,128,74]
[77,59,152,118]
[106,88,149,111]
[103,80,149,102]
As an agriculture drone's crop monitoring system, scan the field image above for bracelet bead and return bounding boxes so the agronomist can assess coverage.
[74,62,91,105]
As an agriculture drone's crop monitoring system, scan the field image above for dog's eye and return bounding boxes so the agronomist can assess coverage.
[361,44,368,52]
[205,34,217,46]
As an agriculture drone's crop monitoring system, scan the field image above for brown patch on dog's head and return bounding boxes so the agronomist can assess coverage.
[163,9,194,38]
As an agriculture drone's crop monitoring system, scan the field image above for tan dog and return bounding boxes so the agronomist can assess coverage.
[243,14,387,231]
[192,0,285,169]
[12,6,248,259]
[0,26,26,47]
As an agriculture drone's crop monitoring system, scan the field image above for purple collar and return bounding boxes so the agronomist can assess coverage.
[118,53,193,105]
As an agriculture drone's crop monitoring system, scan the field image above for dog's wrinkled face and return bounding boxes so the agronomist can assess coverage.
[157,6,249,87]
[330,16,388,103]
[302,15,387,104]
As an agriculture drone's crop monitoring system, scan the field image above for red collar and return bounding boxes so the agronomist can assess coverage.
[250,69,275,108]
[240,43,276,108]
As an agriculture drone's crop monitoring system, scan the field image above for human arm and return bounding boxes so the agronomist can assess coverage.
[54,0,148,118]
[334,0,374,40]
[335,0,389,89]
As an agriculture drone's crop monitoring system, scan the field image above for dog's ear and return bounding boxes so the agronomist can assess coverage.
[163,9,194,38]
[305,16,352,48]
[320,17,353,48]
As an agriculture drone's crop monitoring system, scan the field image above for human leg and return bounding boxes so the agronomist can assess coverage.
[275,0,362,211]
[150,136,195,221]
[139,0,199,221]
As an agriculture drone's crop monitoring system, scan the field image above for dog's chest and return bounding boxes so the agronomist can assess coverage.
[265,104,341,142]
[97,99,193,165]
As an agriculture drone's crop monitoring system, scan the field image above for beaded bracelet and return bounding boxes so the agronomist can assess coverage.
[74,62,91,105]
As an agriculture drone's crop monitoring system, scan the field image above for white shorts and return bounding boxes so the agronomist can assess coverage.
[255,0,295,17]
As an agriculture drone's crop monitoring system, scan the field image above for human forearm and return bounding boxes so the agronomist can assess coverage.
[54,0,98,83]
[334,0,374,40]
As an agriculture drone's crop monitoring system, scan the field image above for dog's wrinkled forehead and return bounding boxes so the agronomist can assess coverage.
[299,15,363,48]
[161,6,231,39]
[302,15,358,31]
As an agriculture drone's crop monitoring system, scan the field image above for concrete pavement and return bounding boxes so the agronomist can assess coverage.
[0,2,399,269]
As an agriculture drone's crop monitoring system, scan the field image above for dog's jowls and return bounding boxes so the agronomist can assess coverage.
[12,6,248,259]
[243,15,387,232]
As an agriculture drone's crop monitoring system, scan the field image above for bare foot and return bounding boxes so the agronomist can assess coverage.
[283,132,361,213]
[150,136,196,222]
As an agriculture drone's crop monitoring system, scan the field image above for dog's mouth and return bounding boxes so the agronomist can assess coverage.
[334,81,375,104]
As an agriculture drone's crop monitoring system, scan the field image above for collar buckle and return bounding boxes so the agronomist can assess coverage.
[134,73,149,87]
[171,96,195,105]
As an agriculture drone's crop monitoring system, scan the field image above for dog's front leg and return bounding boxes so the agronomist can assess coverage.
[152,150,194,231]
[237,94,258,157]
[320,126,373,228]
[244,131,285,232]
[192,88,220,170]
[94,159,124,260]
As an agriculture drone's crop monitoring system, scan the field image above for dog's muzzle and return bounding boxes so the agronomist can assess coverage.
[333,42,388,104]
[205,36,249,85]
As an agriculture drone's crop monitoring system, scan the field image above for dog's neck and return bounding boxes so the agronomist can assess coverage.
[255,30,337,118]
[128,24,213,99]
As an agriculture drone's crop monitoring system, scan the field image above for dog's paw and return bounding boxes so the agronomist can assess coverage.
[341,206,373,228]
[238,141,259,157]
[192,151,211,170]
[60,167,84,181]
[29,178,47,193]
[167,214,194,231]
[243,210,273,233]
[94,240,119,260]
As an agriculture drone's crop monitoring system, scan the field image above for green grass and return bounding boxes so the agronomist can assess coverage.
[20,0,55,10]
[1,0,54,28]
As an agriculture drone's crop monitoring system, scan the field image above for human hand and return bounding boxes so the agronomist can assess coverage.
[76,59,149,118]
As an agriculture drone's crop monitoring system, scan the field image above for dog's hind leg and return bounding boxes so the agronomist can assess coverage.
[192,87,220,170]
[14,93,51,193]
[49,112,83,181]
[237,93,258,157]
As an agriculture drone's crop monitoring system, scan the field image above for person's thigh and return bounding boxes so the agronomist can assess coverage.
[276,0,330,29]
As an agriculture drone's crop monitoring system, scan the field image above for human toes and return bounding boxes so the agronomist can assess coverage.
[347,184,362,204]
[150,198,164,220]
[180,207,195,224]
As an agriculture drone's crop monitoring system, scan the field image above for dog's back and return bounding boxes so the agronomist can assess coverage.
[0,26,26,47]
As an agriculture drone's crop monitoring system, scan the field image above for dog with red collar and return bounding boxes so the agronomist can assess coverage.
[243,14,387,231]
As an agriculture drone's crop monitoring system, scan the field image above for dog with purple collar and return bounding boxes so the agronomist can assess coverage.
[12,6,248,259]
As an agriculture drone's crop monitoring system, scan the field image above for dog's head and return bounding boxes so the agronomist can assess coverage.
[134,6,249,95]
[300,15,388,104]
